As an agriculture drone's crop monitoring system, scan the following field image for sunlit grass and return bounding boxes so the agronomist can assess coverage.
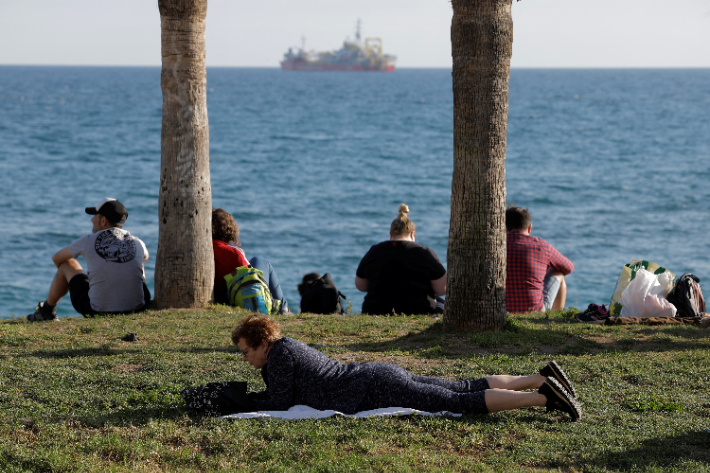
[1,308,709,471]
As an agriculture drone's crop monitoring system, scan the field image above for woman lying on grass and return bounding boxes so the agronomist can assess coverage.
[234,314,581,421]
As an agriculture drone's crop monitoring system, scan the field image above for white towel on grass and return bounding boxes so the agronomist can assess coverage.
[221,404,462,420]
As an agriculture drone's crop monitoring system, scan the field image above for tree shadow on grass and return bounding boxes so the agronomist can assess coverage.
[343,321,589,357]
[24,346,144,358]
[454,410,566,426]
[657,325,710,339]
[343,320,710,358]
[73,405,190,428]
[183,346,238,354]
[19,345,238,359]
[592,430,710,471]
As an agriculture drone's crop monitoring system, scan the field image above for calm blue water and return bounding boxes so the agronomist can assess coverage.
[1,67,709,318]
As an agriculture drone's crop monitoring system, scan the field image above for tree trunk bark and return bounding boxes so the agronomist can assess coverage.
[444,0,512,331]
[155,0,214,309]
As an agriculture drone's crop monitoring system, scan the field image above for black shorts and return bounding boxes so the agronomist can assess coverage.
[69,274,150,318]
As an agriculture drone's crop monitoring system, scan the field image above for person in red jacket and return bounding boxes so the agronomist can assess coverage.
[506,206,574,313]
[212,208,288,311]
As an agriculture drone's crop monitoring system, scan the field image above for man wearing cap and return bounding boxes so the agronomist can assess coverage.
[28,198,150,321]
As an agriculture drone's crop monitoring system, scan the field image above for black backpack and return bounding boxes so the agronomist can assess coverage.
[666,273,705,318]
[300,273,348,315]
[181,381,254,416]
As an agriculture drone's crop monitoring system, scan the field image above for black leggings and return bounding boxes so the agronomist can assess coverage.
[356,364,490,414]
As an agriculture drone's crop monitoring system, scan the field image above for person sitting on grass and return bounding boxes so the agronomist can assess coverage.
[233,314,581,421]
[355,204,446,315]
[212,208,289,311]
[506,205,574,313]
[27,198,150,321]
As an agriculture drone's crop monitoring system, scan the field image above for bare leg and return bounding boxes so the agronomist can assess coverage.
[548,271,567,311]
[552,275,567,310]
[46,259,85,306]
[484,389,547,412]
[485,374,546,391]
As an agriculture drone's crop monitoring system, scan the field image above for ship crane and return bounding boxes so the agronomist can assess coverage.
[280,21,396,72]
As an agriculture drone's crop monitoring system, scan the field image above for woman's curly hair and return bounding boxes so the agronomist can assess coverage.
[212,208,240,245]
[232,314,282,348]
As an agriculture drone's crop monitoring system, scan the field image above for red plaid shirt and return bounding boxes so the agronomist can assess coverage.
[506,231,574,313]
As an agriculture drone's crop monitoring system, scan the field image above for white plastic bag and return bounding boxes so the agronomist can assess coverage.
[620,268,677,318]
[656,272,674,297]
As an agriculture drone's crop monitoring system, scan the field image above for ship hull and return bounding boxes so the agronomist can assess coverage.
[281,59,394,72]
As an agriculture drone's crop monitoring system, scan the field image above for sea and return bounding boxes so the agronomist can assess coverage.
[1,66,709,318]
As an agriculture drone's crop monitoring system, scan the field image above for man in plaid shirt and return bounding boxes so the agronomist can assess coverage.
[506,206,574,313]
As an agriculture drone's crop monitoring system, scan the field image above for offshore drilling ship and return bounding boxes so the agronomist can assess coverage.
[281,21,396,72]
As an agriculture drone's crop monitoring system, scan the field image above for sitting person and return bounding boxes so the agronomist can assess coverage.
[233,314,581,420]
[355,204,446,315]
[212,208,288,311]
[506,205,574,313]
[28,198,150,320]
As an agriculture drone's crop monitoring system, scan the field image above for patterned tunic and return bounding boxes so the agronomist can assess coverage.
[248,337,490,415]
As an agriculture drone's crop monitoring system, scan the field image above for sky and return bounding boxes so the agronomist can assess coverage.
[1,0,709,68]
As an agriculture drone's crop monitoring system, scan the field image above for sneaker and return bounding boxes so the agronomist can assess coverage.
[540,361,577,398]
[27,301,58,322]
[539,377,581,422]
[574,303,610,324]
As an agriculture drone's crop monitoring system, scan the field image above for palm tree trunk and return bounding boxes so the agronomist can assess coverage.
[155,0,214,309]
[444,0,512,330]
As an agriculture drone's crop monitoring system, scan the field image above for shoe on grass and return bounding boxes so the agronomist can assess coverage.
[27,301,58,322]
[539,377,581,422]
[540,360,577,398]
[574,303,610,324]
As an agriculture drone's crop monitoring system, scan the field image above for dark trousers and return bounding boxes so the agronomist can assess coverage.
[357,364,489,414]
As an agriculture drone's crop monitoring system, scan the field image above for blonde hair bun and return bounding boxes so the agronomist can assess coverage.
[390,203,416,236]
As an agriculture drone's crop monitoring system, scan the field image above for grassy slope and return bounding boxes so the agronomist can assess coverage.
[1,308,709,472]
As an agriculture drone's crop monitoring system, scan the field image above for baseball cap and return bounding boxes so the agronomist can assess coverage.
[85,198,128,224]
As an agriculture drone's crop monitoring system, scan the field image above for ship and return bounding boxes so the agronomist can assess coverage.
[281,21,396,72]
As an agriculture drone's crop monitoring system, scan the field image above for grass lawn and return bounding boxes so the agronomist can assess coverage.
[1,307,709,472]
